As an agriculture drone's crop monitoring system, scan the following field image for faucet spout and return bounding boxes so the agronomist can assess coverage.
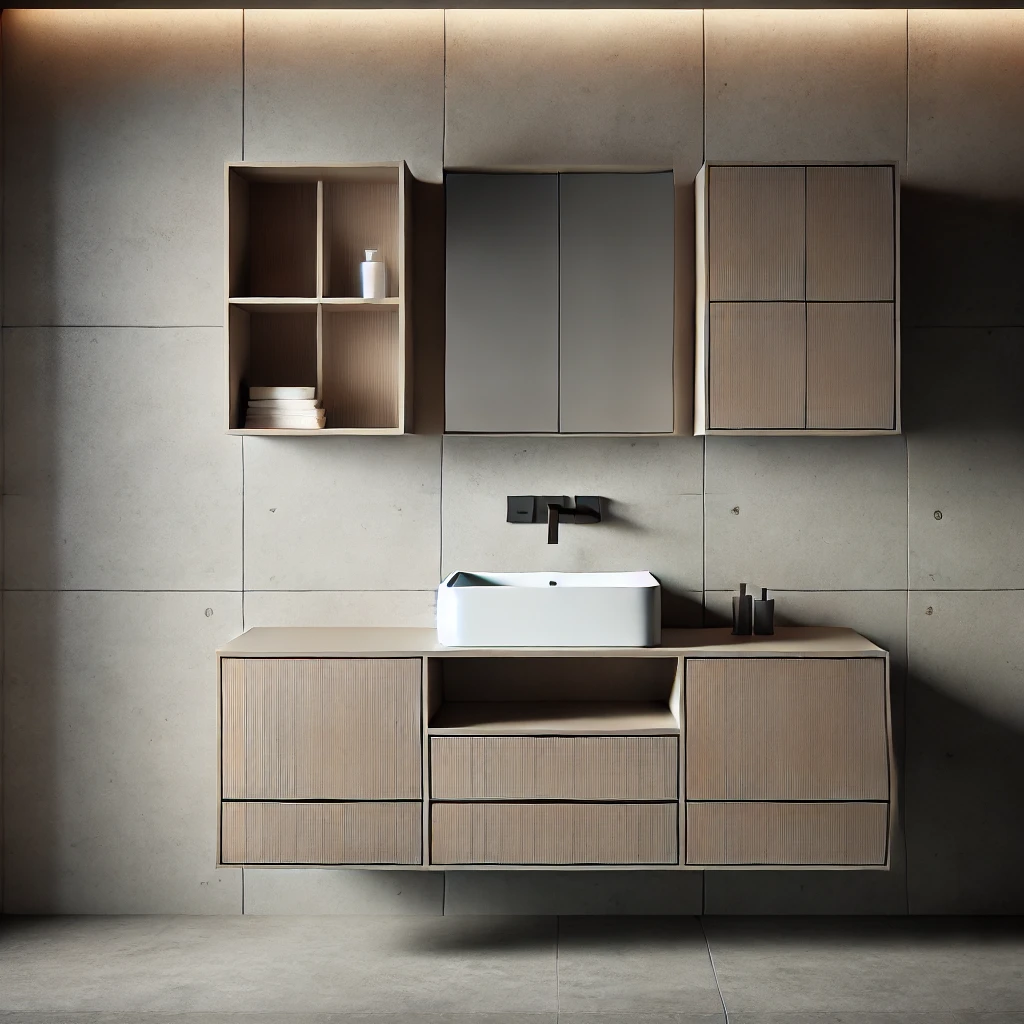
[546,502,564,544]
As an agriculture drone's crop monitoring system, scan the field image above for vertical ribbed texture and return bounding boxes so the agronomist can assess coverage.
[431,802,677,865]
[708,165,805,301]
[806,166,894,301]
[686,802,888,866]
[220,658,421,799]
[430,736,678,800]
[686,657,889,800]
[806,302,896,429]
[248,182,318,297]
[321,309,399,429]
[324,180,399,298]
[248,310,318,388]
[709,302,806,428]
[221,801,420,865]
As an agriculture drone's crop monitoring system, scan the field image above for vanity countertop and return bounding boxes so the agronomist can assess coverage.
[218,626,885,659]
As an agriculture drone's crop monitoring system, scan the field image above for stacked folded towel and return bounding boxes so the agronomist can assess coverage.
[245,386,325,429]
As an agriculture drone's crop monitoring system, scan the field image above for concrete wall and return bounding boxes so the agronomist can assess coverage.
[2,8,1022,916]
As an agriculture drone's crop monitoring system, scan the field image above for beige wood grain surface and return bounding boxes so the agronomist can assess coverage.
[430,735,678,800]
[221,657,421,800]
[686,801,888,866]
[686,657,889,800]
[222,801,421,865]
[432,802,678,865]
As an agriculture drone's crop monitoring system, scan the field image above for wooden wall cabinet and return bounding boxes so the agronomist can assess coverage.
[446,172,677,435]
[225,163,412,435]
[695,163,900,435]
[217,628,893,871]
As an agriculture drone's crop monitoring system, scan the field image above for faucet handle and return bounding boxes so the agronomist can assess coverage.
[572,496,603,523]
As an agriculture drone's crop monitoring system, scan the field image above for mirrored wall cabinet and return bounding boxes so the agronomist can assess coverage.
[695,163,900,436]
[445,172,680,435]
[225,163,412,435]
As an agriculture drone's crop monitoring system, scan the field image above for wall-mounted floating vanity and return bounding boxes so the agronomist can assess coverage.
[217,627,894,871]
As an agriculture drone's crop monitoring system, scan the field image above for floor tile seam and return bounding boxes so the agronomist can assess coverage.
[698,916,730,1024]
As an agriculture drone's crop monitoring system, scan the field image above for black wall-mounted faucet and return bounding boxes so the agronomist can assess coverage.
[506,495,603,544]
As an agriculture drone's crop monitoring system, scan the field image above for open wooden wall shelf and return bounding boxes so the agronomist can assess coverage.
[225,163,412,435]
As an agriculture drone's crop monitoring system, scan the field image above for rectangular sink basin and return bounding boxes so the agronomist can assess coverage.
[436,570,661,648]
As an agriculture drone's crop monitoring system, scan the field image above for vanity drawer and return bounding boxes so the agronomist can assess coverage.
[430,735,678,801]
[431,802,677,865]
[221,657,421,800]
[686,801,888,866]
[686,657,888,800]
[221,801,421,865]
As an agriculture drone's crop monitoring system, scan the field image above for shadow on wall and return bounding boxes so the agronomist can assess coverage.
[902,185,1024,328]
[904,675,1024,914]
[411,178,446,435]
[2,101,60,910]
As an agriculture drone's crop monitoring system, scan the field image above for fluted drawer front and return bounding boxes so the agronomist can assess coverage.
[431,802,678,865]
[806,302,896,430]
[806,165,895,301]
[430,736,678,801]
[709,302,806,429]
[708,165,805,301]
[221,657,421,800]
[686,801,888,866]
[686,658,888,800]
[221,801,421,865]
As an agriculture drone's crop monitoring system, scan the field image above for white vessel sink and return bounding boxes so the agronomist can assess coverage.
[436,570,661,648]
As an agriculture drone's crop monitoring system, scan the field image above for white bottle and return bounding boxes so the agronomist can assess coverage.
[360,248,386,299]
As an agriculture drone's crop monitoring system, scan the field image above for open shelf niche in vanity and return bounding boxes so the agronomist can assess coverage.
[225,163,412,435]
[216,627,894,872]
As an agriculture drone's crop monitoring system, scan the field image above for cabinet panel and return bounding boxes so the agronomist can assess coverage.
[806,166,894,301]
[445,173,559,432]
[221,658,421,800]
[430,735,678,800]
[708,166,805,301]
[221,801,420,865]
[709,302,806,429]
[558,173,675,433]
[806,302,896,429]
[686,801,888,866]
[431,802,677,865]
[686,657,889,801]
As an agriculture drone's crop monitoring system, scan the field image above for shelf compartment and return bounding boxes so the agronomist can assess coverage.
[227,173,318,298]
[227,305,318,430]
[321,306,401,430]
[322,168,401,299]
[425,656,682,736]
[431,801,678,866]
[429,700,677,736]
[430,735,678,800]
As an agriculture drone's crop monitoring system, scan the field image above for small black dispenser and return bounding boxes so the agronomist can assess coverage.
[732,583,753,636]
[753,587,775,635]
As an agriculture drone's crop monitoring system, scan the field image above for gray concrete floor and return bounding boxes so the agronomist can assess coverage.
[0,916,1022,1022]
